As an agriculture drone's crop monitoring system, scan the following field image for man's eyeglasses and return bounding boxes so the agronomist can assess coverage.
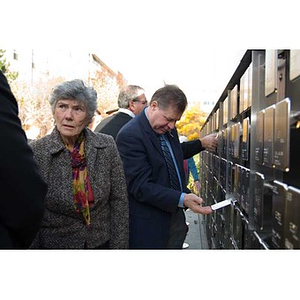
[133,99,148,105]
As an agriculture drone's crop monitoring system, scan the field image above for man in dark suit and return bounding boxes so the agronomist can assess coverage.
[94,85,147,139]
[0,71,47,249]
[116,85,212,249]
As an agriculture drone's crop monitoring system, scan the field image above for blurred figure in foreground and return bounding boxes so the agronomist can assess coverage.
[0,71,47,249]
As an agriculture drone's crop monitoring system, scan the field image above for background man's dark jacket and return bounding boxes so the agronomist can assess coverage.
[94,112,132,140]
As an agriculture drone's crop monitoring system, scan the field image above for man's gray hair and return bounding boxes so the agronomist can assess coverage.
[118,85,145,108]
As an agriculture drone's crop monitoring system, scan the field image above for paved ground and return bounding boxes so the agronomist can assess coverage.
[183,209,209,249]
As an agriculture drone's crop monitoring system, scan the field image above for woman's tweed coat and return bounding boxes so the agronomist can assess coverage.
[29,127,129,249]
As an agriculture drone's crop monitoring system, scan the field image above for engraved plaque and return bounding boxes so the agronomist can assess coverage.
[222,129,227,157]
[233,164,240,201]
[255,110,264,164]
[244,168,250,214]
[230,124,235,158]
[236,165,242,205]
[243,68,249,112]
[229,125,234,157]
[248,63,253,108]
[233,123,241,159]
[285,186,300,249]
[240,167,246,211]
[263,105,275,167]
[225,127,229,157]
[253,172,264,228]
[213,113,217,132]
[272,180,288,249]
[213,176,218,201]
[289,49,300,81]
[207,170,213,199]
[265,49,277,97]
[223,97,228,125]
[220,158,226,189]
[230,85,238,120]
[239,167,250,214]
[242,117,250,161]
[214,155,220,178]
[234,209,243,249]
[215,108,219,131]
[274,98,290,172]
[227,161,233,195]
[239,72,245,114]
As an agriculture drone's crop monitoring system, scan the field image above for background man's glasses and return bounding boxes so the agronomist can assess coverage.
[133,99,148,105]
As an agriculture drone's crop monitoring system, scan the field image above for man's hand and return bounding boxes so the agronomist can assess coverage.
[200,133,218,152]
[183,193,213,215]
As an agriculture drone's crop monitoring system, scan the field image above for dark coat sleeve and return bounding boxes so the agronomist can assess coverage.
[181,139,204,159]
[0,71,47,249]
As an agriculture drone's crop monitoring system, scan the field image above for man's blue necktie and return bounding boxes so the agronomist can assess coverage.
[159,135,181,191]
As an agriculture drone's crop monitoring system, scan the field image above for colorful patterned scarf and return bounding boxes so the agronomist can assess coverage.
[66,133,94,226]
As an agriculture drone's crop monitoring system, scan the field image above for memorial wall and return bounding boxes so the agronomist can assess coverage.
[200,50,300,249]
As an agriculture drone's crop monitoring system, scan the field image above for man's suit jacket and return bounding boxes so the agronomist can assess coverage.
[116,109,202,248]
[0,71,47,249]
[94,112,133,140]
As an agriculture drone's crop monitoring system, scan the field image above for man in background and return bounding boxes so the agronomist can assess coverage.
[94,85,147,139]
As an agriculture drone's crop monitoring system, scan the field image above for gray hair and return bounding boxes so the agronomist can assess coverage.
[117,85,145,108]
[150,84,187,114]
[49,79,97,123]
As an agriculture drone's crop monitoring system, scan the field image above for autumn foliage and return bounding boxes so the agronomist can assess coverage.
[176,104,208,141]
[175,104,208,193]
[8,70,125,139]
[91,69,126,115]
[1,49,127,139]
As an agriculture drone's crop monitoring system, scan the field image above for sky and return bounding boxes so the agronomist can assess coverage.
[4,0,298,111]
[99,45,246,106]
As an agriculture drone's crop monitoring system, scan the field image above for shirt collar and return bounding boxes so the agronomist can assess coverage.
[119,108,135,118]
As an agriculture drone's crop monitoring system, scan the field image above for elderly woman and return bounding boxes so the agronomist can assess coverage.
[30,79,129,249]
